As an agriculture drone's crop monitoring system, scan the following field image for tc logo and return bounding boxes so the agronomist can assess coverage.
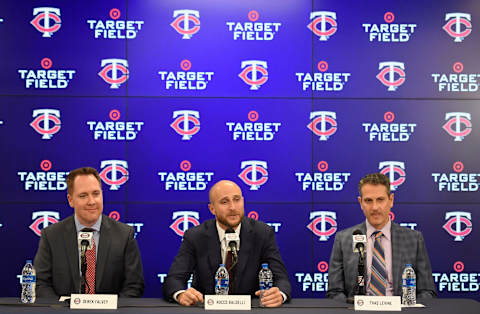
[307,111,337,141]
[238,160,268,190]
[29,211,59,236]
[171,10,200,39]
[170,211,200,237]
[443,13,472,42]
[376,62,405,91]
[98,59,129,89]
[30,109,61,140]
[379,161,406,191]
[238,60,268,90]
[99,160,129,190]
[31,7,61,37]
[307,211,337,241]
[443,211,472,241]
[443,112,472,142]
[170,110,200,140]
[307,11,337,41]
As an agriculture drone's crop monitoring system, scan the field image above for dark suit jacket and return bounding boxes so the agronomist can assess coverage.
[326,222,437,301]
[162,217,291,301]
[34,214,144,297]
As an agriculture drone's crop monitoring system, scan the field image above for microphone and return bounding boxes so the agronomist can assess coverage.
[348,229,366,301]
[78,231,94,251]
[225,228,239,264]
[77,230,93,294]
[352,229,366,258]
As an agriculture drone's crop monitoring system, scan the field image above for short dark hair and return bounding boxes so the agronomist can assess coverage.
[66,167,102,195]
[358,173,391,196]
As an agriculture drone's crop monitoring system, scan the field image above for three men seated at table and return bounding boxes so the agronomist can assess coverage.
[33,168,436,303]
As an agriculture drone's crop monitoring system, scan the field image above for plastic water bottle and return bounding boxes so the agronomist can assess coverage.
[214,264,229,295]
[258,263,273,305]
[21,260,36,304]
[402,264,416,306]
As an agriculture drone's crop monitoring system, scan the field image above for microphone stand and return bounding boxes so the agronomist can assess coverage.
[80,245,87,294]
[347,249,366,304]
[227,243,238,295]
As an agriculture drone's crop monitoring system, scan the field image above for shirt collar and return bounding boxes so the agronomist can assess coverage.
[74,214,102,233]
[366,218,391,240]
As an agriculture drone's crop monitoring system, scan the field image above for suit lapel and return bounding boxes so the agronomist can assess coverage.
[206,220,222,278]
[233,218,252,292]
[96,215,111,291]
[64,216,80,292]
[390,223,403,295]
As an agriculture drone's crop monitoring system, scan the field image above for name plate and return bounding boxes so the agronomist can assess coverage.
[204,295,251,310]
[354,296,401,311]
[70,294,118,309]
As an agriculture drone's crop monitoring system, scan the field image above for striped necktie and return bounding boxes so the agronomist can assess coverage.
[369,231,387,296]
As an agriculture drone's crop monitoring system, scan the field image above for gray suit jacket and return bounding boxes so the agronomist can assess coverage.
[326,222,436,301]
[34,214,144,297]
[162,217,291,301]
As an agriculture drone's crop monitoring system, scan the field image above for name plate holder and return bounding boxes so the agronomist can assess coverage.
[204,295,251,310]
[354,296,401,311]
[70,294,118,309]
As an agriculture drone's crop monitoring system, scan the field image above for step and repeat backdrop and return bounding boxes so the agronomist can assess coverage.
[0,0,479,299]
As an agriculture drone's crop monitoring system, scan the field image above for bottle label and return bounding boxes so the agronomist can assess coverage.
[259,281,273,290]
[216,278,229,289]
[402,278,415,287]
[21,275,36,284]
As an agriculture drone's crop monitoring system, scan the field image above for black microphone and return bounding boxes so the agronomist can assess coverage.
[225,228,239,294]
[348,229,366,302]
[225,228,239,265]
[77,229,94,294]
[352,229,367,259]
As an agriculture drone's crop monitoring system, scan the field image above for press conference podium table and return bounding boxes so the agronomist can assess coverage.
[0,298,477,314]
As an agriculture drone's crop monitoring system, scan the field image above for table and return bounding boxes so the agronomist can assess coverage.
[0,298,478,314]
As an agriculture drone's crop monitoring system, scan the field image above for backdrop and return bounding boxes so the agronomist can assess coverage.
[0,0,478,300]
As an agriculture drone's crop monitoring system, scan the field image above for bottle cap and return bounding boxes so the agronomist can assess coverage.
[219,264,225,267]
[26,259,32,263]
[262,263,268,268]
[405,264,412,267]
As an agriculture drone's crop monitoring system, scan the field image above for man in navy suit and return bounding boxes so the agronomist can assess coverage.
[326,173,436,301]
[34,167,144,297]
[163,180,291,307]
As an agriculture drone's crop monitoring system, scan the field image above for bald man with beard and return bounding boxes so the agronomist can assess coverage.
[162,180,291,307]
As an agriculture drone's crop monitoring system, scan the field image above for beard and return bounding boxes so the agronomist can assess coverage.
[216,213,244,229]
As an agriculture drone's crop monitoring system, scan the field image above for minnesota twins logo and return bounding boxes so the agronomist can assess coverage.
[442,112,472,141]
[376,62,405,91]
[307,211,337,241]
[98,58,129,88]
[443,211,472,241]
[238,60,268,90]
[30,7,61,37]
[379,161,405,191]
[238,160,268,190]
[170,211,200,237]
[29,211,59,236]
[443,13,472,42]
[307,111,337,141]
[307,11,337,41]
[99,160,129,190]
[170,10,200,39]
[30,109,61,139]
[170,110,200,140]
